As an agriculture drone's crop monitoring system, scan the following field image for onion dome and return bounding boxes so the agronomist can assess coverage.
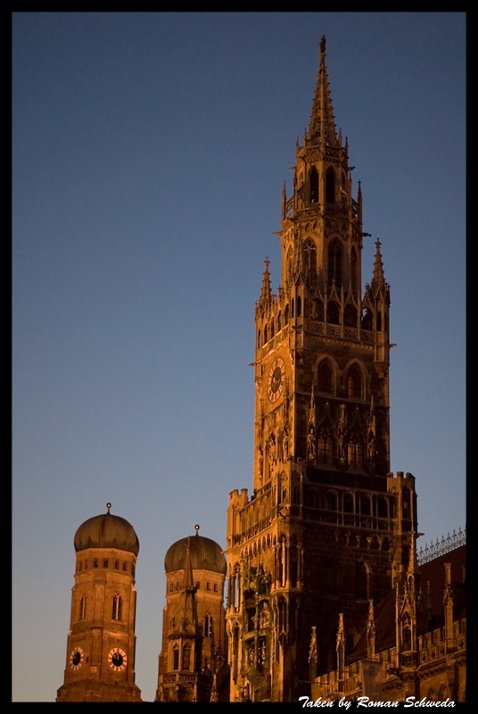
[164,525,226,575]
[74,503,139,555]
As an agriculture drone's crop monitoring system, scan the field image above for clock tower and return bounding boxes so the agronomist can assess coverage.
[225,37,417,702]
[56,504,142,702]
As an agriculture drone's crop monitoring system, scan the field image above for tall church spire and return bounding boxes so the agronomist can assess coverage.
[308,35,338,146]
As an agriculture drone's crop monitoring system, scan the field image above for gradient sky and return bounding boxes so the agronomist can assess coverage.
[12,12,466,702]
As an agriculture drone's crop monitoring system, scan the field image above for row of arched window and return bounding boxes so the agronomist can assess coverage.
[257,295,388,347]
[76,592,123,622]
[172,642,191,671]
[284,238,359,292]
[77,558,132,574]
[317,359,365,398]
[306,488,391,519]
[168,580,218,593]
[304,165,342,206]
[257,299,384,348]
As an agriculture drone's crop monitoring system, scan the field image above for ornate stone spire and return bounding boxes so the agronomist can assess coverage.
[259,257,272,305]
[371,239,386,291]
[308,35,338,147]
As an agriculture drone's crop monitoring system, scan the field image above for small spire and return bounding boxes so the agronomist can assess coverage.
[366,600,376,659]
[259,257,272,303]
[106,502,112,514]
[183,537,195,591]
[309,35,337,146]
[371,238,386,288]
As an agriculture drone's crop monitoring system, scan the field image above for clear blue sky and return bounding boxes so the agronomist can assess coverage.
[12,11,466,702]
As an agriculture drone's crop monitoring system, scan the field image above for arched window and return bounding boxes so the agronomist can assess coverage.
[304,239,317,277]
[328,240,342,287]
[291,298,295,317]
[173,644,180,670]
[360,495,371,516]
[347,364,362,398]
[233,565,241,611]
[284,304,289,324]
[112,593,122,621]
[361,308,372,330]
[344,304,357,327]
[343,493,354,513]
[376,311,382,331]
[182,643,191,670]
[313,299,324,321]
[309,167,319,204]
[317,360,333,393]
[327,301,340,324]
[79,594,87,621]
[326,167,335,203]
[296,296,302,317]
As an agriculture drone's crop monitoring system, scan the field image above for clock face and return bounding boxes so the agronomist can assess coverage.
[70,647,84,670]
[267,357,286,403]
[108,647,127,672]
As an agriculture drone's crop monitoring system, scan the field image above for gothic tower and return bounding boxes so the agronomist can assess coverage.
[156,526,229,702]
[225,37,417,702]
[56,504,142,702]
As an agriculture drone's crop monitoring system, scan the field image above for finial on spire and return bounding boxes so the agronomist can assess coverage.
[309,36,337,146]
[106,502,112,514]
[194,523,200,536]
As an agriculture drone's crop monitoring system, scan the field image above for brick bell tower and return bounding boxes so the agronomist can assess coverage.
[225,37,417,702]
[56,504,142,702]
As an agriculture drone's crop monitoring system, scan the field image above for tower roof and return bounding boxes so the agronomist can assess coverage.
[74,503,139,555]
[164,526,226,575]
[308,35,337,146]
